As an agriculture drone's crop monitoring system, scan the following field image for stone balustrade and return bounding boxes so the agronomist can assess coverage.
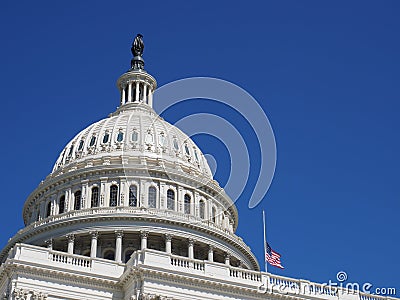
[5,244,397,300]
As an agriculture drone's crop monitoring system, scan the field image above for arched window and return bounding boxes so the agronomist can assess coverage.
[159,133,166,147]
[167,189,175,210]
[91,187,99,208]
[199,200,205,219]
[59,195,65,214]
[184,194,191,214]
[102,132,110,143]
[103,250,115,261]
[129,185,138,207]
[109,185,118,207]
[148,186,156,208]
[74,191,82,210]
[89,135,96,147]
[117,131,124,142]
[132,131,139,142]
[173,138,179,151]
[78,139,84,151]
[46,201,52,218]
[184,144,190,156]
[67,145,74,157]
[212,207,217,223]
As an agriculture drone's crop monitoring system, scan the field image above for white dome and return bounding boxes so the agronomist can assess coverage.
[52,102,213,180]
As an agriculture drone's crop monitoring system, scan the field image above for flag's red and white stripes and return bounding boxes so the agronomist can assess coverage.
[265,243,284,269]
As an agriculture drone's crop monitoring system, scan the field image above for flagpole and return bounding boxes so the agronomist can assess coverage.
[263,210,268,273]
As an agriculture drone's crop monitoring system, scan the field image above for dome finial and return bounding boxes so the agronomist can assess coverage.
[130,33,145,70]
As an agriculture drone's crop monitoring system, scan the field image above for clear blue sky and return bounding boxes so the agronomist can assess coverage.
[0,0,399,295]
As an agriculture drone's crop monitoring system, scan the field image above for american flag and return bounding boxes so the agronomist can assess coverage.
[265,242,284,269]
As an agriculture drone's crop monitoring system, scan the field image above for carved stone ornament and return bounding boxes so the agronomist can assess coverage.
[12,288,47,300]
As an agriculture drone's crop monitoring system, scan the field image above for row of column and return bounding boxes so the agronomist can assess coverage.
[58,231,233,265]
[121,81,153,106]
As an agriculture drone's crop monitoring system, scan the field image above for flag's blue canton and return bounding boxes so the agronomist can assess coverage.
[266,243,272,255]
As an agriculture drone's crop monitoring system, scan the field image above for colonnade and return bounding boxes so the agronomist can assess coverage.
[49,231,240,267]
[120,80,154,106]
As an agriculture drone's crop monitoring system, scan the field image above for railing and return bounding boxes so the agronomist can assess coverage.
[309,282,338,296]
[268,273,300,291]
[170,255,205,271]
[359,293,395,300]
[50,251,91,268]
[229,267,262,282]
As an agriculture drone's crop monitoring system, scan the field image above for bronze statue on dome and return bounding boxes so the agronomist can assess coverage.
[131,34,144,57]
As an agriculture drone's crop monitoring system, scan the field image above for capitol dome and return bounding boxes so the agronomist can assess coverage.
[51,103,213,180]
[0,35,259,272]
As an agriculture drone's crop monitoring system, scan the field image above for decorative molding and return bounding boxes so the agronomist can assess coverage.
[12,288,47,300]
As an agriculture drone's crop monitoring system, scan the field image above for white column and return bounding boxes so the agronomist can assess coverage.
[178,187,183,213]
[90,231,98,258]
[143,84,147,103]
[82,180,89,209]
[100,177,107,207]
[67,234,75,254]
[115,231,123,263]
[225,253,231,265]
[65,189,70,212]
[50,197,57,216]
[135,82,140,101]
[128,82,132,102]
[148,90,153,107]
[121,87,126,104]
[141,231,148,250]
[208,245,214,262]
[159,182,166,209]
[119,179,126,206]
[165,234,172,254]
[188,239,194,259]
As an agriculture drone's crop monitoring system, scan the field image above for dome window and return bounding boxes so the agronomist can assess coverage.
[167,189,175,210]
[60,149,67,165]
[184,144,190,156]
[148,186,156,208]
[212,207,217,223]
[145,131,154,144]
[102,132,110,143]
[184,194,191,214]
[91,187,99,208]
[109,185,118,207]
[129,185,138,207]
[173,138,179,151]
[74,191,82,210]
[45,201,52,218]
[78,140,85,151]
[199,200,205,219]
[68,144,74,157]
[89,136,96,147]
[194,149,199,162]
[159,132,166,147]
[59,196,65,214]
[117,131,124,142]
[132,130,139,142]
